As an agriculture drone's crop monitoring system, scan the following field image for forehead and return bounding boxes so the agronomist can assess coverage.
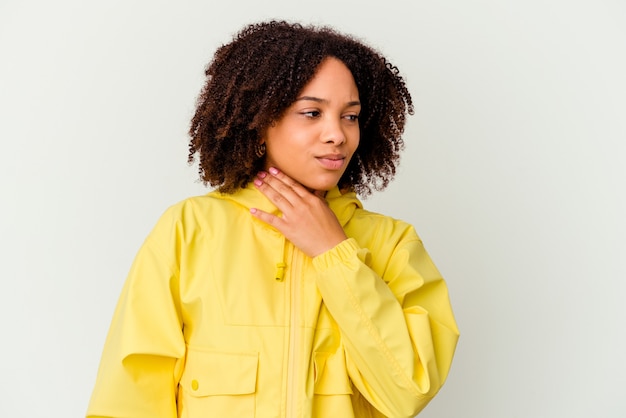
[298,57,359,97]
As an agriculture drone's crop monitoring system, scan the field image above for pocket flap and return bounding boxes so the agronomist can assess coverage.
[313,351,353,395]
[180,348,259,397]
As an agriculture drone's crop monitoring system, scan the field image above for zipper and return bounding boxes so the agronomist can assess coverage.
[285,244,302,418]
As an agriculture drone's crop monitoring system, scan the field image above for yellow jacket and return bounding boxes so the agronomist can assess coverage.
[87,185,459,418]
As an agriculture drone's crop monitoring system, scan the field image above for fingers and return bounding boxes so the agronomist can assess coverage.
[250,167,346,257]
[265,167,308,197]
[249,207,283,228]
[253,167,309,211]
[249,169,294,232]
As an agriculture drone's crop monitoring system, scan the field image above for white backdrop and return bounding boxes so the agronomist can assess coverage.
[1,1,625,417]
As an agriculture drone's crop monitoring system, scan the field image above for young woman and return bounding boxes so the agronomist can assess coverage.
[87,20,459,418]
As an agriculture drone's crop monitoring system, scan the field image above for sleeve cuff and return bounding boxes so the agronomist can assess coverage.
[312,238,369,271]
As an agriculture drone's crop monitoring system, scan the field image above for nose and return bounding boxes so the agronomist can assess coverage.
[320,117,346,145]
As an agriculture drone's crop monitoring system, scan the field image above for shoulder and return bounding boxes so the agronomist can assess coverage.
[147,192,237,242]
[351,207,419,239]
[345,207,422,261]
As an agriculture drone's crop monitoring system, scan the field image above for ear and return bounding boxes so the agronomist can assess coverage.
[258,128,267,145]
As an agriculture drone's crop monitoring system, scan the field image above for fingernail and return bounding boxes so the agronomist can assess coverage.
[250,208,257,214]
[257,171,267,179]
[269,167,279,175]
[254,178,262,186]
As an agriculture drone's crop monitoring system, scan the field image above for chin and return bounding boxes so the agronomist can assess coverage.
[304,182,339,193]
[291,172,343,193]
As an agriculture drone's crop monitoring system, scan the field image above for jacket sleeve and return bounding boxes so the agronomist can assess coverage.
[312,227,459,418]
[86,212,186,418]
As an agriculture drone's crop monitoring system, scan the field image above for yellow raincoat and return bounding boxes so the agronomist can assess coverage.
[87,185,459,418]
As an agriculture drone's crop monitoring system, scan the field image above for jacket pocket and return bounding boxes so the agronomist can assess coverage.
[178,348,258,417]
[313,351,353,395]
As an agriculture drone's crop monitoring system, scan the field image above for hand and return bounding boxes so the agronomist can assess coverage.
[250,167,348,257]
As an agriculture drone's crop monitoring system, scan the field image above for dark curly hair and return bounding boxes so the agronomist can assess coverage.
[188,20,413,196]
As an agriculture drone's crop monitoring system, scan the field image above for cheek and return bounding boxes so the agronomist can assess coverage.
[350,135,360,154]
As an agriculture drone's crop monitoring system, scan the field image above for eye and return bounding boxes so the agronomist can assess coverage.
[344,114,359,122]
[301,110,321,118]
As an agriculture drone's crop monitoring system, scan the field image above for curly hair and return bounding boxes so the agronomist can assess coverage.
[188,20,413,196]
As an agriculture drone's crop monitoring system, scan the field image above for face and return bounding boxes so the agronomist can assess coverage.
[262,57,361,193]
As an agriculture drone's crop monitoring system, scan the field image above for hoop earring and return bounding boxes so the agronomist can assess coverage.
[255,143,266,158]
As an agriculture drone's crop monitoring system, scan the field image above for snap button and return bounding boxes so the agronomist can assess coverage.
[191,379,199,391]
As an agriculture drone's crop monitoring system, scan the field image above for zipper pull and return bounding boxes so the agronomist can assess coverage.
[275,262,286,281]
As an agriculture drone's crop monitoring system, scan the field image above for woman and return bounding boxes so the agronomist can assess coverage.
[87,20,459,418]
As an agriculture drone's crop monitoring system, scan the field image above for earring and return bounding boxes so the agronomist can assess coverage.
[255,143,266,158]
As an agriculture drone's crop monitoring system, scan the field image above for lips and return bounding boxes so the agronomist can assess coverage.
[315,154,346,170]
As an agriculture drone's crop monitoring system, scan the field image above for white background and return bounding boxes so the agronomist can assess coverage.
[1,0,625,417]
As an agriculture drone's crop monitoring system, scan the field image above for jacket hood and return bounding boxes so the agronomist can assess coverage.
[211,183,362,227]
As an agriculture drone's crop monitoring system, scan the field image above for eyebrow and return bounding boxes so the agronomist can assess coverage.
[295,96,361,107]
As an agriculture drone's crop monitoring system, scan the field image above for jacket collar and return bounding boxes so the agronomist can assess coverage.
[210,183,362,227]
